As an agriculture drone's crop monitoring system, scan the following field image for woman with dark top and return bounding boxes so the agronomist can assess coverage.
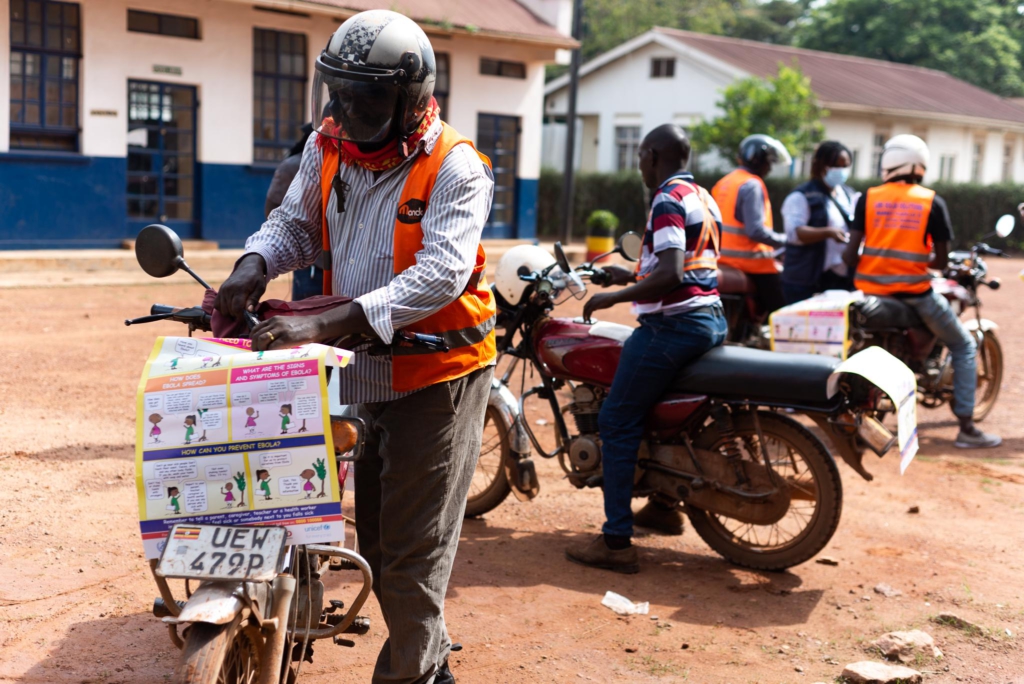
[780,141,858,304]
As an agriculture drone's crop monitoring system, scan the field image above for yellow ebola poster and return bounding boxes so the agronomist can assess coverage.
[134,336,352,559]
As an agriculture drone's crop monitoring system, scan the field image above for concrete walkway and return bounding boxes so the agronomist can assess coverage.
[0,240,588,289]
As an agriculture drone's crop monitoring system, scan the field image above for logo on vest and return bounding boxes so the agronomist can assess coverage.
[397,199,427,224]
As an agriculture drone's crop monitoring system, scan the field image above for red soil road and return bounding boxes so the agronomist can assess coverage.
[1,261,1023,683]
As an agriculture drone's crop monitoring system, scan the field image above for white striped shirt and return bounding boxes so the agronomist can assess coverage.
[244,120,494,403]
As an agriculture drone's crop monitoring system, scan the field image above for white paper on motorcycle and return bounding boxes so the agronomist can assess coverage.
[157,523,286,582]
[135,337,353,559]
[770,291,864,359]
[828,346,919,473]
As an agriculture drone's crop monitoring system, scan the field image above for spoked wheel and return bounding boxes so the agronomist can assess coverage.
[464,405,512,517]
[686,411,843,571]
[176,614,261,684]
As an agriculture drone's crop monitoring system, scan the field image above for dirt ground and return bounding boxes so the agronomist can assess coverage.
[2,259,1024,684]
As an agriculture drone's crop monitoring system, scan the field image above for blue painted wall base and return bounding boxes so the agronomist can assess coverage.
[0,154,540,248]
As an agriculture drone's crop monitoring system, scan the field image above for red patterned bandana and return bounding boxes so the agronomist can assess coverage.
[317,98,440,172]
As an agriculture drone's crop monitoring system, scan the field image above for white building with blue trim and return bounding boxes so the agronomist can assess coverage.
[0,0,574,249]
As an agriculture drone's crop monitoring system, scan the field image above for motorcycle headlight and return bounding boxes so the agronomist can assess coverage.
[330,416,365,461]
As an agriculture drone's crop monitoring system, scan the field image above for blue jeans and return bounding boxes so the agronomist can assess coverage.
[598,304,728,537]
[292,266,324,300]
[902,290,977,419]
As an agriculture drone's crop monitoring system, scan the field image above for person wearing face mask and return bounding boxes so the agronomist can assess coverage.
[780,141,858,304]
[216,11,496,682]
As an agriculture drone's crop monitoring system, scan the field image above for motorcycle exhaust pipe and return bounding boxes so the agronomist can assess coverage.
[857,414,897,457]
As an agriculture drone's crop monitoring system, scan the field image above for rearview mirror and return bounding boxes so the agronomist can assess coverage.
[135,224,184,278]
[995,214,1015,239]
[134,224,212,290]
[553,241,572,274]
[617,232,642,262]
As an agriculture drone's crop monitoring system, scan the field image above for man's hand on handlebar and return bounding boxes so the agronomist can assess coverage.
[593,264,636,287]
[215,253,268,320]
[251,315,325,351]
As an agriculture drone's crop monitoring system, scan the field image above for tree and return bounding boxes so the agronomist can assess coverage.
[312,458,328,498]
[797,0,1024,97]
[691,63,825,164]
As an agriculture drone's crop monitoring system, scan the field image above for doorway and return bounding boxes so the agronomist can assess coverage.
[476,113,520,238]
[127,80,198,238]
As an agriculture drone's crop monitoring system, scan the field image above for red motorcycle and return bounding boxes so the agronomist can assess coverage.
[467,234,909,571]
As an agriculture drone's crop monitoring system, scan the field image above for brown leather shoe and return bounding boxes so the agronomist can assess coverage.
[565,535,639,574]
[633,499,684,536]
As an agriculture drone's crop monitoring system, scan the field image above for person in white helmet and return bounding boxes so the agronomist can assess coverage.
[217,10,496,682]
[843,134,1000,448]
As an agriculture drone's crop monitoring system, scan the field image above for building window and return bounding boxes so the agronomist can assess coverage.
[1002,139,1014,182]
[615,125,641,171]
[253,28,308,163]
[9,0,81,152]
[850,149,860,178]
[650,57,675,78]
[939,155,956,182]
[435,53,450,119]
[971,141,984,183]
[871,129,890,177]
[127,10,200,39]
[480,58,526,79]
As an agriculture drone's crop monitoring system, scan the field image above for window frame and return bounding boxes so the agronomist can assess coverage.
[939,154,956,182]
[971,140,984,183]
[127,9,201,40]
[252,27,309,163]
[870,129,890,178]
[650,57,676,78]
[9,0,82,152]
[434,52,450,119]
[479,58,526,80]
[614,125,641,172]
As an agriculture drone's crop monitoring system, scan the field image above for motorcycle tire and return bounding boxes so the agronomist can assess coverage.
[955,331,1003,423]
[464,405,513,518]
[686,410,843,572]
[175,615,262,684]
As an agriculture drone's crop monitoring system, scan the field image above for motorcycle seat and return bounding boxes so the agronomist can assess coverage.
[852,296,923,330]
[672,345,840,407]
[716,265,754,295]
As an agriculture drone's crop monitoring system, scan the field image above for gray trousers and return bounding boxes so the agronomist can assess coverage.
[355,366,492,684]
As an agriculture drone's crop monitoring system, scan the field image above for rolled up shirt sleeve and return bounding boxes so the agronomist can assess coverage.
[737,180,787,248]
[355,144,494,342]
[781,191,811,244]
[243,133,323,279]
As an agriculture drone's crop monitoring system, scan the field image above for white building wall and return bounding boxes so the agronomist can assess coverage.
[6,0,553,175]
[820,115,874,179]
[982,130,1005,184]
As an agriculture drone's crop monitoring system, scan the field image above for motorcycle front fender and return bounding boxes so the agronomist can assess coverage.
[490,378,531,457]
[963,318,998,333]
[163,581,245,626]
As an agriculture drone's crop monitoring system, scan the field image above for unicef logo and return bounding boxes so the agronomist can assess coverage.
[323,524,331,531]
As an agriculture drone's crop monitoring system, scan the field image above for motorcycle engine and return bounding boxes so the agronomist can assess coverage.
[565,385,604,486]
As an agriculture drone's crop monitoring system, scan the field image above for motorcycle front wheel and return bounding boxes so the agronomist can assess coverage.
[175,615,262,684]
[686,411,843,571]
[464,405,512,517]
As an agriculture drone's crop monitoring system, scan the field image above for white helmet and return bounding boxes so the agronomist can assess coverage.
[881,134,929,181]
[495,244,556,305]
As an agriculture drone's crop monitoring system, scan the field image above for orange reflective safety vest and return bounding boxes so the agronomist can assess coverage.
[711,168,779,274]
[319,123,497,393]
[854,182,935,296]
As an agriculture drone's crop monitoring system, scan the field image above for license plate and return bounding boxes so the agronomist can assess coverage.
[157,524,286,582]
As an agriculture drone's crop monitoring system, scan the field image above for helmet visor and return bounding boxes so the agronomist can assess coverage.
[766,138,793,167]
[312,70,400,144]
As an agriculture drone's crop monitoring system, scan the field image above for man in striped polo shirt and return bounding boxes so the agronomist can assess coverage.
[566,124,728,574]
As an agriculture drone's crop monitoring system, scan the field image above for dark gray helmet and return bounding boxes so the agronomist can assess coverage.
[312,10,436,144]
[738,134,792,170]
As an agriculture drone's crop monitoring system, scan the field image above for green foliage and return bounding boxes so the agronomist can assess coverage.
[585,209,620,236]
[233,471,246,493]
[690,63,825,161]
[796,0,1024,97]
[539,170,1024,252]
[312,458,327,481]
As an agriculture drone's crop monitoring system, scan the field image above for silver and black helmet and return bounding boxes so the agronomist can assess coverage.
[312,10,436,144]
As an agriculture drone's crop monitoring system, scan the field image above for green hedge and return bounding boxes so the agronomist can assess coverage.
[538,169,1024,251]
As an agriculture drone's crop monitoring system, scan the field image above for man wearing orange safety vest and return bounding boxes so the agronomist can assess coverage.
[216,11,495,682]
[712,134,792,315]
[843,135,1000,449]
